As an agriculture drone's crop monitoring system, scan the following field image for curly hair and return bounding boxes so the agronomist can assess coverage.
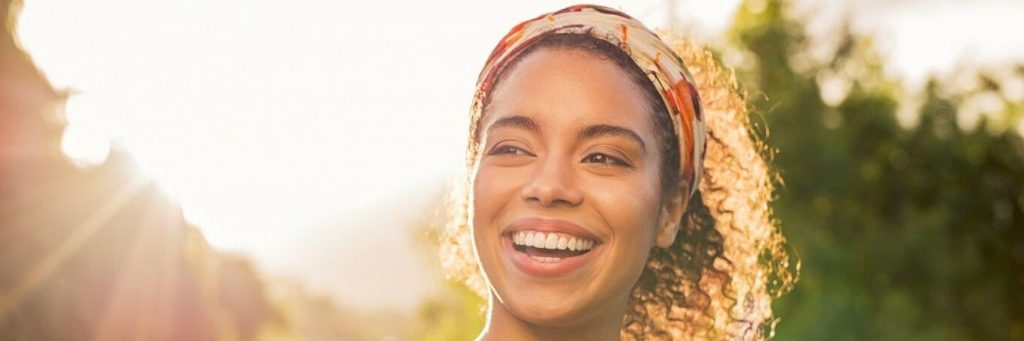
[439,33,797,340]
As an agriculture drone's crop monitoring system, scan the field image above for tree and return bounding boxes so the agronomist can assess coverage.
[728,0,1024,339]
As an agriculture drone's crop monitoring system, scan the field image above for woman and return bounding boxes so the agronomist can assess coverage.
[441,5,796,340]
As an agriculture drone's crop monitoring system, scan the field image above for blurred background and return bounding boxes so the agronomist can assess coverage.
[1,0,1022,339]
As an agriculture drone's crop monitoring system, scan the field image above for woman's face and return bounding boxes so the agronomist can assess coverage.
[471,48,683,327]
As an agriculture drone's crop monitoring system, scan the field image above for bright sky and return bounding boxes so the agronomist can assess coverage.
[16,0,1024,310]
[798,0,1024,89]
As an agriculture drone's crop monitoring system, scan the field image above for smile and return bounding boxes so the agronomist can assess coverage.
[511,231,596,263]
[502,218,603,277]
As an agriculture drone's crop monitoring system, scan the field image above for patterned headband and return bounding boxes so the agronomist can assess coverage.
[472,4,706,198]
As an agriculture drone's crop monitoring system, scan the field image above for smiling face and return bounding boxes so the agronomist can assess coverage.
[470,46,687,329]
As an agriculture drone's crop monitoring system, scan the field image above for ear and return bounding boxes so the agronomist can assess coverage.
[655,183,689,248]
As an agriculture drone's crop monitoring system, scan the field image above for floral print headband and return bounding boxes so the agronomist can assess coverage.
[473,4,706,198]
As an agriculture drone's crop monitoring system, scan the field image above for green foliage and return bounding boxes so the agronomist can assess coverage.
[729,0,1024,339]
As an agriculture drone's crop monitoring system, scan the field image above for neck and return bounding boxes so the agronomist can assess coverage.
[476,294,626,341]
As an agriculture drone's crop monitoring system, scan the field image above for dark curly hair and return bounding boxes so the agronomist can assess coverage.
[441,32,797,340]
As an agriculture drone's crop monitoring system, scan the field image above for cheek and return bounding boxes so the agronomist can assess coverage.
[586,170,663,260]
[590,171,662,232]
[471,164,522,233]
[580,174,663,304]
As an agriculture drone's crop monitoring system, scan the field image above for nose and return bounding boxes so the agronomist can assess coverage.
[520,156,583,207]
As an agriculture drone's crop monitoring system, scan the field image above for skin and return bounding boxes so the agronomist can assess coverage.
[470,48,689,340]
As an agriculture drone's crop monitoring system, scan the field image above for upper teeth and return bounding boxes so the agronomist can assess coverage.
[512,231,596,251]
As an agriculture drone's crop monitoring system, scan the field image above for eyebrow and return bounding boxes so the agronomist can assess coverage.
[485,115,540,135]
[484,116,646,152]
[578,124,647,152]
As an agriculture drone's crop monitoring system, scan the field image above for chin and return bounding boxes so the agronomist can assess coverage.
[495,277,613,328]
[503,295,588,327]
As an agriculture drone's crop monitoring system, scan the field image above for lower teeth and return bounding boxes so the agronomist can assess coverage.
[529,255,563,263]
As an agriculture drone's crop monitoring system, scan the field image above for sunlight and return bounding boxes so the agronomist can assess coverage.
[0,175,150,321]
[19,0,723,260]
[60,94,110,167]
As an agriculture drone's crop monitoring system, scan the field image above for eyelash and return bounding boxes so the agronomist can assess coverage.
[489,145,533,156]
[489,144,631,168]
[582,153,631,168]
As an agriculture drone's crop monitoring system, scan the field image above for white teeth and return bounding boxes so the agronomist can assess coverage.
[511,231,597,251]
[544,234,558,249]
[532,233,545,247]
[529,255,562,263]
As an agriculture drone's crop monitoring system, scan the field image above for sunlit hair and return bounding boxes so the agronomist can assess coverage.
[439,33,797,340]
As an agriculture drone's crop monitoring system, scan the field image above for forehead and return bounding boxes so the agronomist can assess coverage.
[482,48,655,136]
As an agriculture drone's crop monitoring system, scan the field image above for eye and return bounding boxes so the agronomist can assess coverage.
[489,144,534,156]
[582,153,631,167]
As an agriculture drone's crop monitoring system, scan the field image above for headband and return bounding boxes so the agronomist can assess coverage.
[472,4,706,198]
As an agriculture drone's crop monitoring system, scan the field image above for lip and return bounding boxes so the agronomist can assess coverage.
[501,217,604,278]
